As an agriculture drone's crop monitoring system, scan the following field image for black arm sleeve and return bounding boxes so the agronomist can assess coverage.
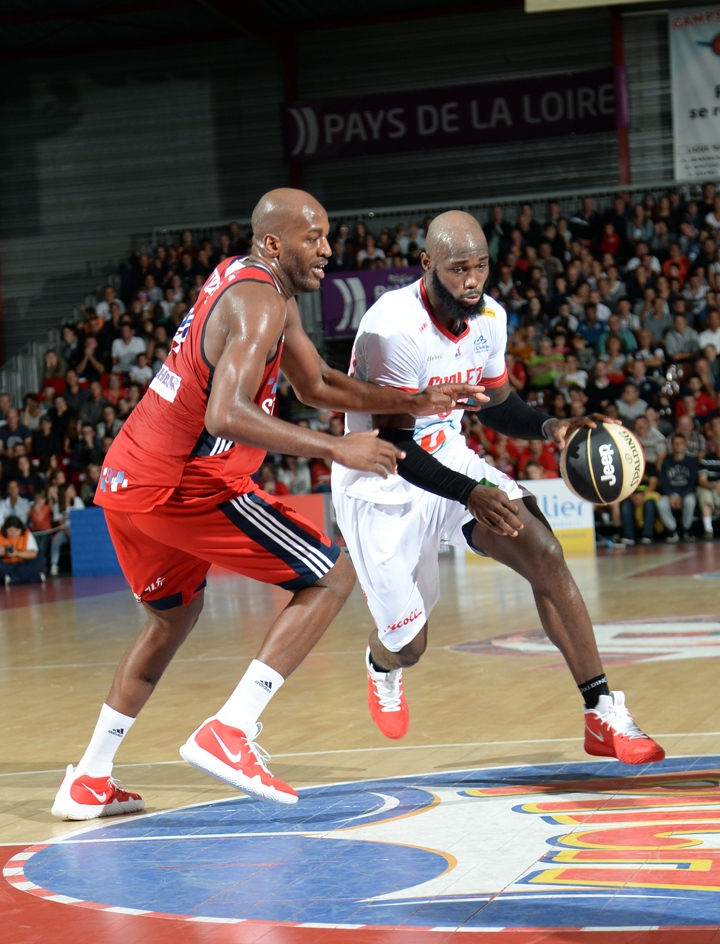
[477,391,549,440]
[377,428,478,505]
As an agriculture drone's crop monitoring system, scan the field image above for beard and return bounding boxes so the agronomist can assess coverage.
[430,268,485,325]
[282,248,323,293]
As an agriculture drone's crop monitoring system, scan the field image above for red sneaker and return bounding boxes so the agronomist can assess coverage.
[584,691,665,764]
[51,765,144,820]
[366,646,409,740]
[179,719,298,804]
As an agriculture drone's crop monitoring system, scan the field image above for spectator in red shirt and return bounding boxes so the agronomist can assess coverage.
[311,457,333,493]
[489,434,517,477]
[259,463,289,497]
[505,352,527,394]
[684,376,717,418]
[600,223,620,257]
[662,243,690,285]
[102,373,128,406]
[518,439,560,478]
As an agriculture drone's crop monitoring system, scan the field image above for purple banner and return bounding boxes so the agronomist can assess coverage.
[285,69,616,162]
[322,268,423,337]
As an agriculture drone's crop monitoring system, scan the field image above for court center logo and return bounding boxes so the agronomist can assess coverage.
[451,615,720,665]
[9,756,720,933]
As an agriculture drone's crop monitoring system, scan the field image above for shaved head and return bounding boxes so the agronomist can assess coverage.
[422,211,490,330]
[249,188,330,293]
[251,188,326,242]
[425,211,487,262]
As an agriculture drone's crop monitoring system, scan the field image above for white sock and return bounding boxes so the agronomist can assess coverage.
[215,660,284,730]
[704,515,713,533]
[76,703,136,778]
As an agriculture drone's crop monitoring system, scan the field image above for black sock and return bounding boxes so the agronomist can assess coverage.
[368,651,391,674]
[578,674,610,709]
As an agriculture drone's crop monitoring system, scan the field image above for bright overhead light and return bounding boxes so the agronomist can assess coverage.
[526,0,656,11]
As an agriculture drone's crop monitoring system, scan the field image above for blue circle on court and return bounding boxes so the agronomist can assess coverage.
[23,756,720,930]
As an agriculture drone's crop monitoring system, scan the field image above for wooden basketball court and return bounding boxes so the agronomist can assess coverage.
[3,545,720,943]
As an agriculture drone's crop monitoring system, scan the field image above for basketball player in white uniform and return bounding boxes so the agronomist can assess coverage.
[332,211,664,765]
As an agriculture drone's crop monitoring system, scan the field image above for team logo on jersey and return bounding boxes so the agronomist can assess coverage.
[99,467,129,493]
[474,334,490,354]
[171,309,195,354]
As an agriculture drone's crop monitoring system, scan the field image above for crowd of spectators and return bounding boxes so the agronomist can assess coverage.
[469,183,720,546]
[3,185,720,582]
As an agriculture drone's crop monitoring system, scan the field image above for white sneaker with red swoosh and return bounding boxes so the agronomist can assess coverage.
[179,718,298,804]
[584,691,665,765]
[51,765,144,820]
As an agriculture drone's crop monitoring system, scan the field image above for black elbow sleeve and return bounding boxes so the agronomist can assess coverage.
[477,392,549,440]
[377,428,478,505]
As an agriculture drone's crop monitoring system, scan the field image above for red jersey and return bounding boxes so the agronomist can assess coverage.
[96,257,286,513]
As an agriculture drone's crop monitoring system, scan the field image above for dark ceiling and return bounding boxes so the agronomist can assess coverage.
[0,0,522,59]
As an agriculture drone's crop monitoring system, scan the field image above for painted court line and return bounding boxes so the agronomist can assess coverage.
[1,733,719,778]
[0,647,448,672]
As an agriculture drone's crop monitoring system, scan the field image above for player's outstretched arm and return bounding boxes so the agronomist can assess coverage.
[204,285,402,477]
[280,299,486,416]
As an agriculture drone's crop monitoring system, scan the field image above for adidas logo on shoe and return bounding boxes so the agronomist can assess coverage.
[255,679,273,692]
[108,728,125,737]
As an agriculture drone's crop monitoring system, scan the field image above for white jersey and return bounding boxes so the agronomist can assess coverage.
[336,278,508,502]
[332,278,520,644]
[347,278,507,446]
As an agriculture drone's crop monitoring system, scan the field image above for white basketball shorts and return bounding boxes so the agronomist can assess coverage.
[331,439,523,652]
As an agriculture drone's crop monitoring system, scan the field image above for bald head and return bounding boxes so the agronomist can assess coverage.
[251,188,326,241]
[422,212,490,328]
[425,211,487,262]
[249,188,331,294]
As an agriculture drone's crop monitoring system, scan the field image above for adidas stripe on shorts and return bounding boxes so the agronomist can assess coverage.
[106,486,341,609]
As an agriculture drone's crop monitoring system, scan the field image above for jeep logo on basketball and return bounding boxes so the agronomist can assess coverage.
[599,443,616,486]
[388,608,423,631]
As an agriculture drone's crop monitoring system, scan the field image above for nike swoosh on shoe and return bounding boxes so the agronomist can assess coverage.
[83,786,108,802]
[586,724,606,742]
[210,727,245,765]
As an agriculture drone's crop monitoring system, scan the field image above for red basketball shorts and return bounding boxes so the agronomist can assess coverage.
[105,487,341,610]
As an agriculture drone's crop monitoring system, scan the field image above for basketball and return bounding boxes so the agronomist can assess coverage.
[559,422,645,504]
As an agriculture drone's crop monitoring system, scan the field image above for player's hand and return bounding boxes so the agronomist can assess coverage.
[544,412,620,450]
[410,384,488,416]
[466,484,524,537]
[331,430,405,478]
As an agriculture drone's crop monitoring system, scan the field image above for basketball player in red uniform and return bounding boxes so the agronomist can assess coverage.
[52,190,484,819]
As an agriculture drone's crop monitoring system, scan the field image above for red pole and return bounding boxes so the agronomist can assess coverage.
[612,7,631,187]
[283,31,304,191]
